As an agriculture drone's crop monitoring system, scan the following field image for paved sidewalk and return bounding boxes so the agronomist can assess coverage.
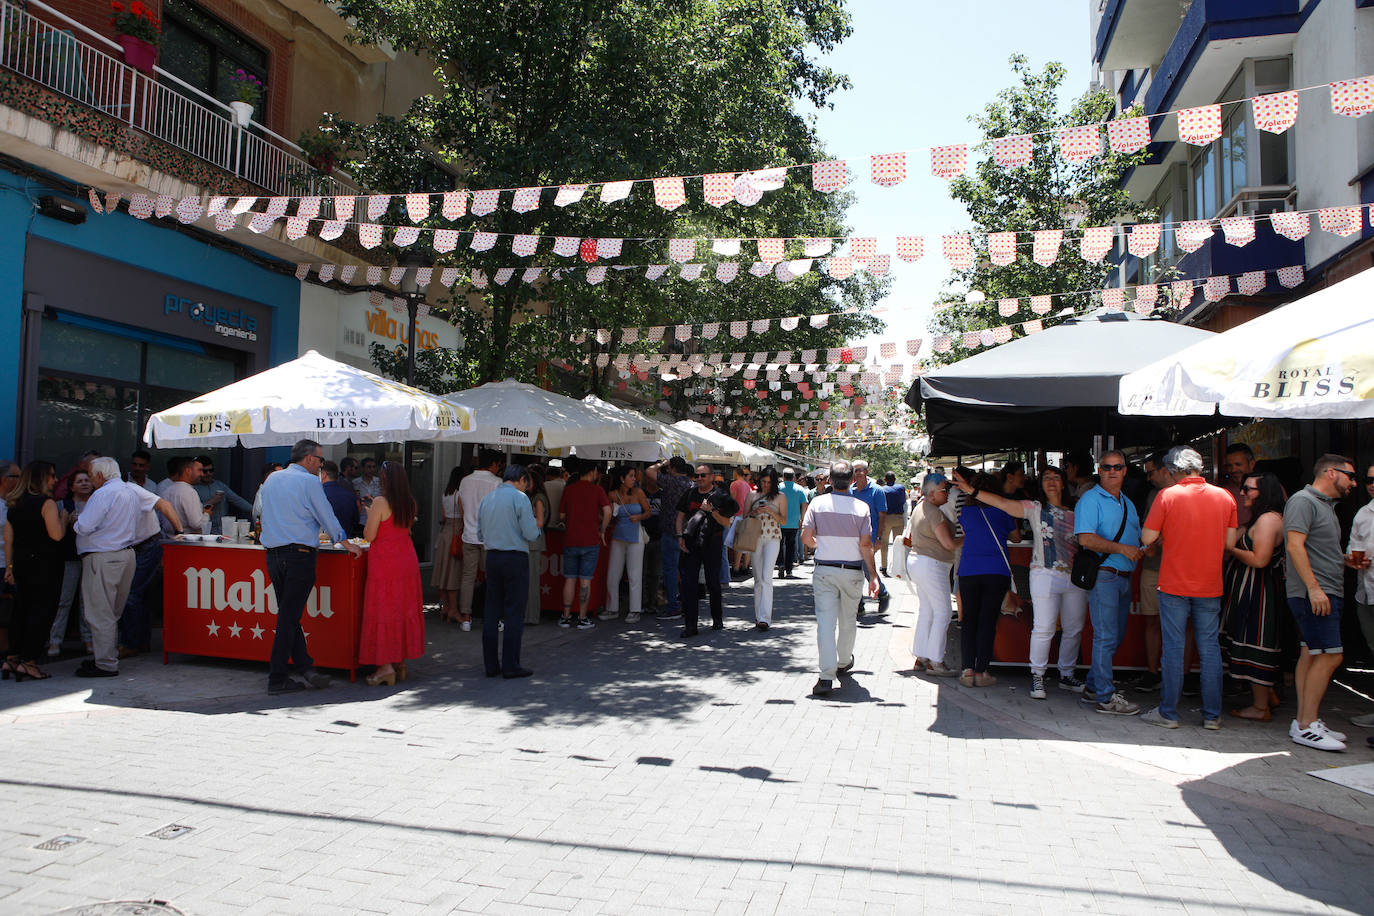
[2,565,1373,914]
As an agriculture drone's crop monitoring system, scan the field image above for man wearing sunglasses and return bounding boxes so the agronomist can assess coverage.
[1074,450,1144,716]
[1284,453,1363,750]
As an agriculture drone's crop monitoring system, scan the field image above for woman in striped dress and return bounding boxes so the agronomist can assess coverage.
[1223,472,1287,721]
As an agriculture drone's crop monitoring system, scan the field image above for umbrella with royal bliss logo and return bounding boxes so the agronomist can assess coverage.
[144,349,474,448]
[441,379,660,450]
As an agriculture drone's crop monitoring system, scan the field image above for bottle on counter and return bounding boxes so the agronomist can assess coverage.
[201,508,212,535]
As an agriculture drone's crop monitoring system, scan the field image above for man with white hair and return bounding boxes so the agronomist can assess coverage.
[1138,446,1238,730]
[74,457,181,677]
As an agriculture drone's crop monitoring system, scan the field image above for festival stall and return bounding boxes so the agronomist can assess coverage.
[145,351,476,674]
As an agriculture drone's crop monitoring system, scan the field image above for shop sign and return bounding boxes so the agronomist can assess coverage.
[164,295,260,342]
[339,301,461,359]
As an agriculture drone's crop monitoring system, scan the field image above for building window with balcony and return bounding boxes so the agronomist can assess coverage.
[1189,58,1293,221]
[160,0,268,111]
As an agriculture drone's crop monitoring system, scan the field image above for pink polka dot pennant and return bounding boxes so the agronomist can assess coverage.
[896,236,924,262]
[993,134,1033,169]
[512,234,539,256]
[1133,284,1158,315]
[128,193,154,219]
[1317,205,1362,236]
[1101,287,1125,312]
[471,189,500,215]
[942,234,975,269]
[988,232,1016,266]
[586,266,607,285]
[1237,270,1266,296]
[595,237,623,258]
[1032,229,1063,266]
[441,190,467,219]
[553,236,579,257]
[757,238,786,263]
[733,173,763,206]
[997,297,1019,317]
[716,263,739,284]
[470,230,497,252]
[1079,225,1114,262]
[1269,210,1310,241]
[1176,219,1213,253]
[1203,275,1231,302]
[366,194,390,220]
[175,196,203,224]
[1170,280,1195,306]
[669,238,697,263]
[357,223,384,249]
[849,237,877,264]
[1177,104,1222,145]
[1127,223,1161,258]
[1106,116,1151,154]
[1219,216,1255,247]
[392,227,420,247]
[1030,295,1052,315]
[1277,265,1305,288]
[405,192,430,222]
[553,184,586,207]
[1057,124,1101,164]
[1252,90,1298,133]
[870,152,907,186]
[1330,77,1374,117]
[494,268,515,286]
[653,176,687,210]
[812,160,848,193]
[866,255,890,277]
[930,144,967,180]
[511,187,541,213]
[332,195,356,221]
[703,173,734,207]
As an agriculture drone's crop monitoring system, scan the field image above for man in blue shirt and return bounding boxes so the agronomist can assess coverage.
[476,464,541,679]
[849,460,890,614]
[259,439,362,696]
[879,471,907,576]
[1073,450,1144,716]
[776,468,808,578]
[193,455,253,534]
[320,460,361,536]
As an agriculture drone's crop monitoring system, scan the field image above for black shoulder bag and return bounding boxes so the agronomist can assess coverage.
[1070,498,1129,590]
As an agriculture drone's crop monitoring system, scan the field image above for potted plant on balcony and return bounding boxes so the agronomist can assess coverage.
[110,0,160,74]
[228,69,263,128]
[298,129,343,176]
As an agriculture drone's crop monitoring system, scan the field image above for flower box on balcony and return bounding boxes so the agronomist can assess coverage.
[117,34,156,73]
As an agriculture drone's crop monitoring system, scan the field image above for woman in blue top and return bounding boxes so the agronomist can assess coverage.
[605,466,650,623]
[955,472,1020,686]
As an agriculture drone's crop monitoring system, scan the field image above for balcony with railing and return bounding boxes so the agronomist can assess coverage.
[0,0,358,197]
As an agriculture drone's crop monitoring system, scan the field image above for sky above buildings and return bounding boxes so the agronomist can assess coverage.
[811,0,1092,357]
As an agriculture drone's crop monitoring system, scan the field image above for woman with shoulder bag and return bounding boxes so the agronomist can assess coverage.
[748,468,786,630]
[949,471,1020,687]
[954,466,1086,698]
[606,466,650,623]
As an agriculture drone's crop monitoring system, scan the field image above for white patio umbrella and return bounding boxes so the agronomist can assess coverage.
[570,396,701,462]
[670,420,774,466]
[1119,269,1374,419]
[144,350,474,448]
[442,379,660,450]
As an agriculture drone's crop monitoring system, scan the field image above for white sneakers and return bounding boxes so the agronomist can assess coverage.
[1291,718,1346,751]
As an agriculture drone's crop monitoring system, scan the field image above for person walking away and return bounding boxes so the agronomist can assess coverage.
[559,458,611,629]
[1138,447,1239,730]
[850,461,891,615]
[359,461,425,686]
[457,450,504,631]
[257,440,361,695]
[777,468,807,578]
[48,471,92,655]
[955,466,1086,696]
[3,462,66,681]
[749,468,786,630]
[878,471,907,576]
[524,464,549,626]
[903,474,961,676]
[1223,472,1288,722]
[605,466,649,623]
[477,465,542,678]
[1284,454,1363,750]
[801,460,879,696]
[655,458,693,620]
[432,466,465,623]
[675,465,737,637]
[1074,450,1144,716]
[74,458,178,678]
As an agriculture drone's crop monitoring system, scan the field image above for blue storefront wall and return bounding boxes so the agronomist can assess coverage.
[0,165,300,461]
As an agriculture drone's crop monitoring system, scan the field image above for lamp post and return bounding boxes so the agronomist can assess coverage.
[397,251,430,473]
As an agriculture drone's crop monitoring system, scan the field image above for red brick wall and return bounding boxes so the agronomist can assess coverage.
[53,0,293,133]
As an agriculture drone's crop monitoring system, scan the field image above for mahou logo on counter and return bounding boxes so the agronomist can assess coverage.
[183,567,334,619]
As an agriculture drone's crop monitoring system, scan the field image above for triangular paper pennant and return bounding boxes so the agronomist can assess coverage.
[393,227,420,247]
[494,268,515,286]
[1176,220,1213,253]
[600,180,633,203]
[668,238,696,263]
[595,237,623,259]
[712,238,742,256]
[586,266,606,285]
[930,144,967,179]
[866,255,890,277]
[896,236,924,262]
[1030,295,1052,315]
[1269,210,1311,241]
[653,176,687,210]
[758,238,785,263]
[1057,124,1101,163]
[366,266,383,285]
[1237,270,1266,296]
[812,160,848,192]
[405,192,430,222]
[680,263,703,280]
[1133,284,1157,315]
[988,232,1017,266]
[1252,90,1299,133]
[439,267,460,287]
[1107,116,1151,153]
[512,234,538,257]
[1219,216,1255,247]
[471,189,500,215]
[471,270,489,288]
[1079,225,1114,262]
[319,219,344,240]
[826,256,854,279]
[511,187,541,213]
[128,193,154,219]
[1277,264,1304,288]
[366,194,390,220]
[645,265,668,281]
[870,152,906,186]
[1331,77,1374,117]
[1203,275,1231,302]
[716,262,739,284]
[942,234,975,269]
[358,223,384,248]
[1317,205,1362,236]
[471,230,497,252]
[1127,223,1161,258]
[441,190,467,220]
[522,267,543,284]
[1101,287,1125,312]
[998,298,1019,317]
[1178,104,1222,145]
[1032,229,1063,266]
[993,134,1033,168]
[849,237,877,264]
[175,196,203,224]
[433,228,458,252]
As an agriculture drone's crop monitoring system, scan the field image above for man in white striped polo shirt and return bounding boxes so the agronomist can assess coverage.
[801,460,880,696]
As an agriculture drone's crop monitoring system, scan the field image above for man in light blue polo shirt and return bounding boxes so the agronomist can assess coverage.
[476,464,541,679]
[1073,450,1143,716]
[777,468,808,578]
[849,460,890,615]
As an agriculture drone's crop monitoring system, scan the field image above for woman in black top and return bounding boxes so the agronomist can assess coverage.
[3,461,67,681]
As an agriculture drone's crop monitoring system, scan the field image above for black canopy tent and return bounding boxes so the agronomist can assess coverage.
[907,311,1224,455]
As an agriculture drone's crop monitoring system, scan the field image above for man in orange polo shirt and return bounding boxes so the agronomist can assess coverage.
[1138,446,1238,730]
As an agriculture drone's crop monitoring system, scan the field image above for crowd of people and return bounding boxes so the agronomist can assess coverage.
[893,446,1373,753]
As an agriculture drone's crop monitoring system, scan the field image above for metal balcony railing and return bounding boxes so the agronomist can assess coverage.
[0,0,358,197]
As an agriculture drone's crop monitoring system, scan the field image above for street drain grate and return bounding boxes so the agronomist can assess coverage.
[147,825,195,840]
[35,835,85,851]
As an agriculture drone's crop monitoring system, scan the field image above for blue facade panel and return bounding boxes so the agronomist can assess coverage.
[1174,219,1307,284]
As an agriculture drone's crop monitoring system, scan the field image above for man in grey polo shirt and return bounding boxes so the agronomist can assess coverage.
[1285,453,1361,751]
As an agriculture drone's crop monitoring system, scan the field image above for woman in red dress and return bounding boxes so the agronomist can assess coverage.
[361,461,425,686]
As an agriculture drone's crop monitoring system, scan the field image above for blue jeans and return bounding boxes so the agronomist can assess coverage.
[1086,572,1131,703]
[1158,591,1223,721]
[265,545,318,686]
[661,535,681,611]
[483,550,528,675]
[118,538,162,651]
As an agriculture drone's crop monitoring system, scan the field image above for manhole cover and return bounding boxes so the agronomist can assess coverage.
[49,901,187,915]
[147,825,194,840]
[34,835,85,851]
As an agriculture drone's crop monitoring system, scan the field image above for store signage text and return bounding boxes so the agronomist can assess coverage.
[184,567,333,618]
[317,410,371,430]
[1252,365,1357,400]
[366,306,440,351]
[164,295,260,342]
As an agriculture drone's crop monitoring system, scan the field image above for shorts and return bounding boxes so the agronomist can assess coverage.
[563,544,601,580]
[1136,566,1159,616]
[1287,595,1343,654]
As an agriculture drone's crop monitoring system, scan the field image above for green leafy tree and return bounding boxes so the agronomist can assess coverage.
[328,0,886,398]
[926,55,1152,367]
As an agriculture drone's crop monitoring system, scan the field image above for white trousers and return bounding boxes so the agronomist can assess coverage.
[812,565,863,679]
[1028,567,1088,676]
[605,538,644,616]
[751,537,781,623]
[909,554,953,663]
